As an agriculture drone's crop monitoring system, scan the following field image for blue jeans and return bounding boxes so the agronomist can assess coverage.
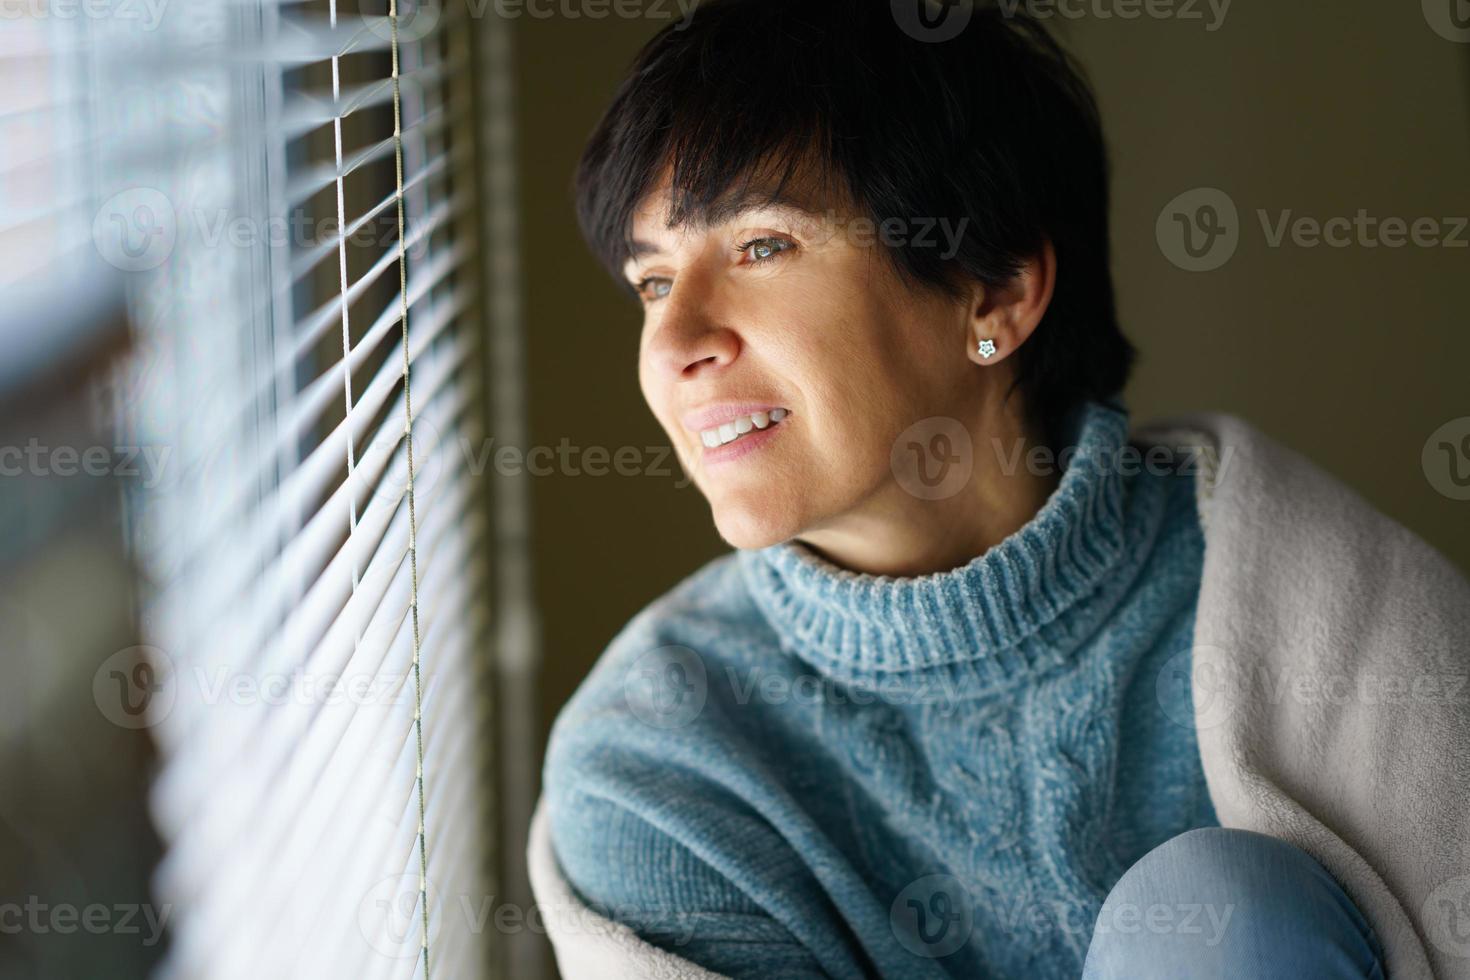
[1082,828,1386,979]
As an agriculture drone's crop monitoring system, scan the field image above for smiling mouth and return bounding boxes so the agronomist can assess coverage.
[698,408,789,449]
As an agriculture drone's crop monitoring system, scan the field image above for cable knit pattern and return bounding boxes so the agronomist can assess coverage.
[544,399,1219,979]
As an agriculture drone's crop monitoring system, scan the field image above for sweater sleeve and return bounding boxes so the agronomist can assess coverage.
[548,786,829,980]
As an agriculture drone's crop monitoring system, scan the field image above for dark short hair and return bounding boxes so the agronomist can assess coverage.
[574,0,1135,446]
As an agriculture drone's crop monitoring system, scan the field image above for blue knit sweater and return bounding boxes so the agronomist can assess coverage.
[543,399,1219,979]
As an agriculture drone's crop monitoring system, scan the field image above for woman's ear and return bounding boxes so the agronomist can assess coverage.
[965,240,1057,366]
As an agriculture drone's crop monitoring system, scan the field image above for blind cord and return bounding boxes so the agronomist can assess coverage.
[389,1,432,974]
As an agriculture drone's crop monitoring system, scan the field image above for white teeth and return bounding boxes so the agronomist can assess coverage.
[697,408,788,449]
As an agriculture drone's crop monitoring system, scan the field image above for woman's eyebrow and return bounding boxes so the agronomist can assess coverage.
[626,198,827,265]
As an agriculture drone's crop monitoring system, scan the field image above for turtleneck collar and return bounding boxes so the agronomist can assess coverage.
[737,398,1169,694]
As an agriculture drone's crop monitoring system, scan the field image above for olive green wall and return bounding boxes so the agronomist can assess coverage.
[509,0,1470,901]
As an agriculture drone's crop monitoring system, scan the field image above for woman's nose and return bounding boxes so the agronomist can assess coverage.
[644,279,741,382]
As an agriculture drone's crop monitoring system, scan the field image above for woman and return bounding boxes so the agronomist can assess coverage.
[533,2,1470,977]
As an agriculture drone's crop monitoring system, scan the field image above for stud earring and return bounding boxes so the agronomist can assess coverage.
[977,338,997,359]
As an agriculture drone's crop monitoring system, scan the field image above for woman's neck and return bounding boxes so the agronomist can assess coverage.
[795,400,1060,578]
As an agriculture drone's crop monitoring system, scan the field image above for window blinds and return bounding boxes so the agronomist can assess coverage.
[65,0,497,977]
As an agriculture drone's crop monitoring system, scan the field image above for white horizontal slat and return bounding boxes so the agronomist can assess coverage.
[288,149,456,282]
[155,322,474,691]
[150,353,476,771]
[286,104,455,207]
[154,523,479,979]
[171,239,470,568]
[157,272,471,632]
[282,61,452,140]
[151,468,480,845]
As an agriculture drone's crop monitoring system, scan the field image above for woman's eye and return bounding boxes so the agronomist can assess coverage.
[737,236,796,263]
[635,277,672,302]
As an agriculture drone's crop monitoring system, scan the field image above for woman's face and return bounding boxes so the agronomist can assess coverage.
[627,179,992,551]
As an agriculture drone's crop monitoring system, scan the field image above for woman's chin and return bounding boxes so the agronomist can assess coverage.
[710,500,803,551]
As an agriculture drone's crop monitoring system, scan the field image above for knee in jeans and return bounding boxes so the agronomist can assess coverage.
[1115,827,1328,895]
[1088,825,1382,977]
